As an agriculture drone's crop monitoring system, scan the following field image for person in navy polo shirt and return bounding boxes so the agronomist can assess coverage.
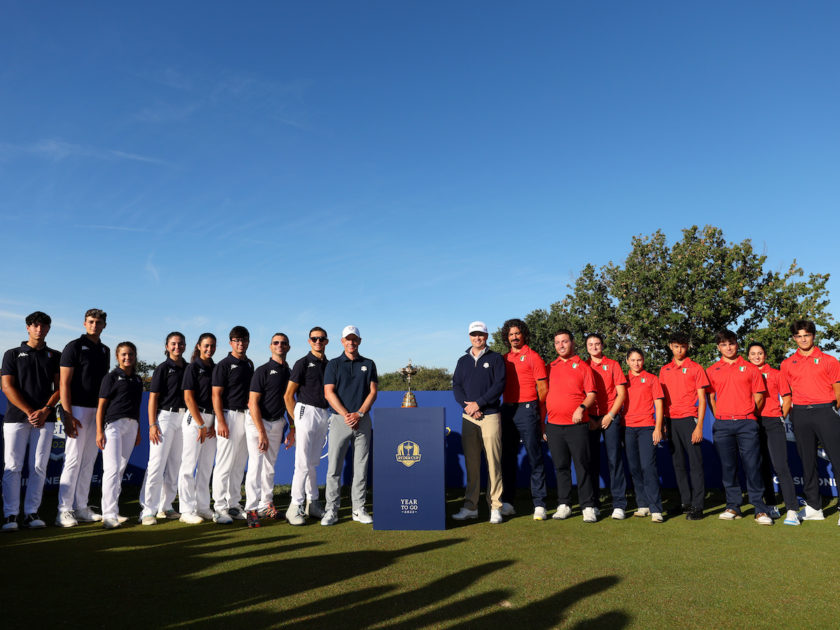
[244,333,292,527]
[56,308,110,527]
[1,311,61,531]
[284,326,330,525]
[706,330,773,525]
[781,319,840,523]
[321,326,378,526]
[211,326,254,524]
[96,341,143,529]
[139,332,187,525]
[499,318,548,520]
[452,321,506,525]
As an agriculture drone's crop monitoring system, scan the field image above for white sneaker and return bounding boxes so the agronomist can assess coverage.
[451,507,478,521]
[23,514,46,529]
[755,513,773,526]
[651,512,664,523]
[305,500,325,519]
[196,508,215,520]
[533,506,547,520]
[611,508,626,520]
[2,516,18,532]
[213,510,234,525]
[633,507,650,518]
[784,510,801,526]
[75,507,103,522]
[582,507,597,523]
[179,512,204,524]
[489,509,503,524]
[798,505,825,521]
[500,502,516,516]
[718,509,741,520]
[140,514,157,526]
[102,517,121,529]
[227,506,247,521]
[117,515,128,524]
[286,503,306,526]
[553,504,572,520]
[352,508,373,524]
[157,509,180,520]
[56,510,78,528]
[320,508,338,526]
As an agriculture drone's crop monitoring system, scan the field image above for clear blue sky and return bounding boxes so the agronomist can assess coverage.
[1,1,838,372]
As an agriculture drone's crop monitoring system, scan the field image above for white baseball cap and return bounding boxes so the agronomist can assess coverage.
[468,321,488,335]
[342,325,361,339]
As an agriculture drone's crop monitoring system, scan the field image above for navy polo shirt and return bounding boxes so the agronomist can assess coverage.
[150,357,186,411]
[324,353,378,414]
[182,359,215,411]
[250,359,290,420]
[212,353,254,410]
[1,342,61,423]
[60,334,110,408]
[452,348,506,415]
[99,367,143,424]
[289,351,328,408]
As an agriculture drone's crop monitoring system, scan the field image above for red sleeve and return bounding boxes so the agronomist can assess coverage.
[612,362,627,386]
[750,367,765,394]
[532,354,547,381]
[777,371,791,397]
[705,368,716,395]
[582,363,596,393]
[828,356,840,383]
[651,374,664,399]
[694,364,710,389]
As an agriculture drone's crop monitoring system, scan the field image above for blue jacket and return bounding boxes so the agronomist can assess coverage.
[453,348,506,415]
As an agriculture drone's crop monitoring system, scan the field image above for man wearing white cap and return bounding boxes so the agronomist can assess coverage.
[452,321,507,524]
[320,326,378,526]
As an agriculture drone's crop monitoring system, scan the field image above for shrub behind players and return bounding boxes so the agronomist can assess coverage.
[96,342,143,529]
[706,330,773,525]
[245,333,292,527]
[57,308,110,527]
[1,311,61,531]
[623,349,665,523]
[139,332,187,525]
[781,319,840,524]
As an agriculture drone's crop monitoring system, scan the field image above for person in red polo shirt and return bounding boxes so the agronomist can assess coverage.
[584,333,628,520]
[499,319,549,520]
[623,348,665,523]
[780,319,840,523]
[747,341,798,526]
[706,330,773,525]
[544,330,598,523]
[658,332,709,521]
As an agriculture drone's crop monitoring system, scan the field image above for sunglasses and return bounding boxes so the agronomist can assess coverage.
[271,340,289,346]
[310,336,328,342]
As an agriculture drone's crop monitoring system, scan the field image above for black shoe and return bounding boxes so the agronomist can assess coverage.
[669,504,690,517]
[686,507,704,521]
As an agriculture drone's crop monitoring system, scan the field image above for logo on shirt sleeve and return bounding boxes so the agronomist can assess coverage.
[682,368,687,374]
[739,366,745,372]
[603,365,608,371]
[520,355,526,362]
[641,377,646,383]
[361,366,368,372]
[270,370,278,375]
[572,363,578,369]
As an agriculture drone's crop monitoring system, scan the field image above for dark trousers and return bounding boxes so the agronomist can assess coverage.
[587,415,627,510]
[712,419,769,514]
[500,402,547,508]
[666,417,705,510]
[790,404,840,511]
[624,426,663,513]
[545,423,595,508]
[758,416,798,511]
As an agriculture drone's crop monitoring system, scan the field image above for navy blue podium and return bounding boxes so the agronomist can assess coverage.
[373,406,446,530]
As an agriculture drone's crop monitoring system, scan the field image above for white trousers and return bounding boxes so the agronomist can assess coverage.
[57,406,99,512]
[244,413,286,511]
[290,403,330,506]
[139,409,184,517]
[178,411,216,514]
[3,421,55,517]
[212,409,248,512]
[101,418,138,520]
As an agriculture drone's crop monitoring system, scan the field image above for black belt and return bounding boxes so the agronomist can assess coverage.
[225,407,247,413]
[503,400,538,408]
[198,407,214,415]
[264,416,286,423]
[160,406,185,413]
[793,402,837,410]
[300,403,328,410]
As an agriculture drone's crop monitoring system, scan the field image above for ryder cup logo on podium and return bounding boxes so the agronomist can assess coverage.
[396,440,421,467]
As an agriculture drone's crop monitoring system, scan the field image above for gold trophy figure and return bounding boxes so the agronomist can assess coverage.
[400,360,419,408]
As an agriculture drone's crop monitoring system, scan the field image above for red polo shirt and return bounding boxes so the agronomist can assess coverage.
[585,356,627,416]
[658,357,709,419]
[623,371,664,427]
[780,347,840,406]
[546,354,596,425]
[706,356,765,420]
[503,344,547,403]
[756,363,790,417]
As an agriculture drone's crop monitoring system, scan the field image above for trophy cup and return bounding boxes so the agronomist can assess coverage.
[399,360,419,408]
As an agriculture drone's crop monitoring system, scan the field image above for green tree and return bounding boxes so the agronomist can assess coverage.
[137,360,157,391]
[377,366,453,391]
[495,226,837,371]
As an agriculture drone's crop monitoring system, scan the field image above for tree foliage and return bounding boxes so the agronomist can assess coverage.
[137,360,157,391]
[491,225,837,370]
[377,366,453,391]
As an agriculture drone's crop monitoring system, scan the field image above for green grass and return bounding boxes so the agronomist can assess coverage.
[3,486,840,629]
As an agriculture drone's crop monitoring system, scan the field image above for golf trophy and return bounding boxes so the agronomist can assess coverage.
[399,360,419,408]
